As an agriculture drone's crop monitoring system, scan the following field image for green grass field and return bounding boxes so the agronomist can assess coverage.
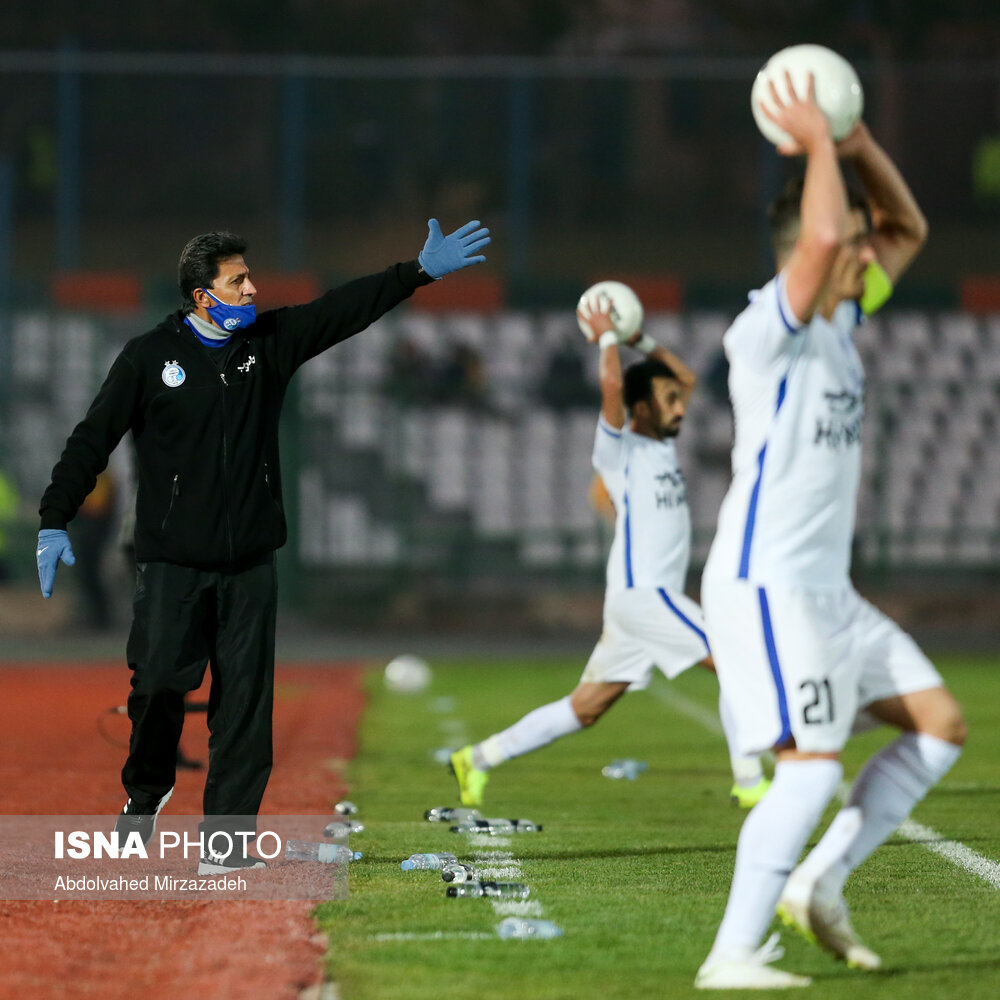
[316,654,1000,999]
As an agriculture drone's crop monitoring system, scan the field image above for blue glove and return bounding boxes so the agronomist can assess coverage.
[418,219,490,279]
[37,528,75,599]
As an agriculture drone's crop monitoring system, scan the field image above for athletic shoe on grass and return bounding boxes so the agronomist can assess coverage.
[695,934,811,990]
[114,787,174,847]
[777,864,881,970]
[449,745,488,807]
[730,777,771,809]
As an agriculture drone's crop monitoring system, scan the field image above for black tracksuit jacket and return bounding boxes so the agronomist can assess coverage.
[40,260,431,568]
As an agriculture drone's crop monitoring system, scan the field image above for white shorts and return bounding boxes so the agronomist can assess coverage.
[702,579,944,756]
[581,586,711,691]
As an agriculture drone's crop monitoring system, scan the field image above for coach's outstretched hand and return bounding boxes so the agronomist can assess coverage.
[37,528,75,599]
[418,219,490,279]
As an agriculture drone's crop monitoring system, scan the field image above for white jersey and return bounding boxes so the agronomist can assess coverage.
[592,416,692,595]
[704,272,865,587]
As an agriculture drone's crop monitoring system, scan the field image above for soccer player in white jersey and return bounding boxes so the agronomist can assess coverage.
[449,299,767,809]
[694,74,966,990]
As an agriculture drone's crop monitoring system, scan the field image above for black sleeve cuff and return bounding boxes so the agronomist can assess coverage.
[403,260,437,288]
[39,512,69,531]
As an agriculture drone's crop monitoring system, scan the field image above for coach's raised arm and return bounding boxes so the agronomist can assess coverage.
[36,217,488,875]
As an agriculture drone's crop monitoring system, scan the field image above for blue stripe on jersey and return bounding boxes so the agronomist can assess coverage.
[599,422,623,438]
[737,374,788,579]
[776,276,801,335]
[657,588,710,655]
[623,462,634,587]
[738,445,767,579]
[775,374,787,410]
[757,587,791,745]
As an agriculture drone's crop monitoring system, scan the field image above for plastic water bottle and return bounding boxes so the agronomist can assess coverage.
[601,758,649,780]
[441,862,477,884]
[450,817,541,834]
[323,819,365,838]
[285,839,362,863]
[446,881,530,899]
[483,817,515,833]
[510,819,543,833]
[400,852,458,871]
[425,806,482,824]
[450,818,514,835]
[333,800,359,815]
[496,917,563,939]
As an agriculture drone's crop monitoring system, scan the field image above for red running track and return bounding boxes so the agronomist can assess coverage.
[0,661,366,1000]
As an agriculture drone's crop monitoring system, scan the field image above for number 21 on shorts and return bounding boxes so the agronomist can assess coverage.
[800,679,835,725]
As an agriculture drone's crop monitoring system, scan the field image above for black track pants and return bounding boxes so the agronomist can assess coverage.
[122,556,277,822]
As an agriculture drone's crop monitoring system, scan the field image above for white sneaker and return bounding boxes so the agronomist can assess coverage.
[198,850,268,876]
[695,934,812,989]
[777,866,881,971]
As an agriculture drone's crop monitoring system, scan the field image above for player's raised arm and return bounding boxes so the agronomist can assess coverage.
[761,71,848,323]
[578,295,627,429]
[837,121,928,286]
[623,331,697,404]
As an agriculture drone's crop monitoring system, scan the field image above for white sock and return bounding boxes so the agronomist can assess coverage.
[709,758,843,959]
[807,731,962,897]
[718,693,764,787]
[474,696,582,769]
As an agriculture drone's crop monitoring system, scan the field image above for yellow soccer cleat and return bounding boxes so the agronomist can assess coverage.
[730,777,771,809]
[449,745,489,807]
[777,865,882,971]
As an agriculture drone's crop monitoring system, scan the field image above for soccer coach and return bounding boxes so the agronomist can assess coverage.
[36,218,488,872]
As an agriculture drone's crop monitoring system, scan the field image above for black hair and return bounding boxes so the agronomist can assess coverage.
[768,175,871,262]
[623,358,678,412]
[177,231,248,312]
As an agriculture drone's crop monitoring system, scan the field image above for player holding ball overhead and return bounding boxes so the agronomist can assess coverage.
[694,53,965,989]
[450,286,768,812]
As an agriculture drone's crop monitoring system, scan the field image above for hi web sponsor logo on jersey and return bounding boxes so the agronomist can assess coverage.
[654,469,687,508]
[814,389,863,449]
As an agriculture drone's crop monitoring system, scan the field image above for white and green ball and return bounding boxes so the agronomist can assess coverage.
[384,654,432,693]
[752,44,863,147]
[576,280,645,342]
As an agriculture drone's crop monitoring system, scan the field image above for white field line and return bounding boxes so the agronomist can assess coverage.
[653,682,1000,891]
[437,711,550,922]
[649,683,723,735]
[433,700,469,756]
[459,844,544,919]
[894,819,1000,890]
[429,709,552,931]
[468,835,511,849]
[479,865,523,879]
[492,900,545,916]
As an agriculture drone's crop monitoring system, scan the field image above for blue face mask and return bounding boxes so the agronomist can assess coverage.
[203,289,257,332]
